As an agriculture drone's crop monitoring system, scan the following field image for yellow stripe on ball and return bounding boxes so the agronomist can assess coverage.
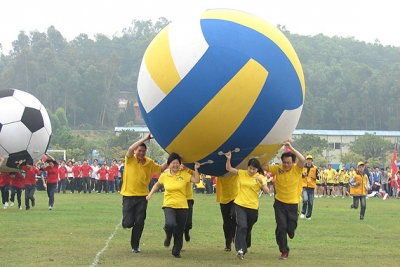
[144,25,181,95]
[166,58,268,162]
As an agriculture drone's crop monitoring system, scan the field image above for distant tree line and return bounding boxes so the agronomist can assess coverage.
[1,19,399,161]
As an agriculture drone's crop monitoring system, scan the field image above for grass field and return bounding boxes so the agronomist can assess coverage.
[1,191,399,267]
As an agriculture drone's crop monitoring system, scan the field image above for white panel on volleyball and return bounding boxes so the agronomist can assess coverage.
[168,14,209,79]
[234,105,303,169]
[259,106,303,145]
[137,59,166,114]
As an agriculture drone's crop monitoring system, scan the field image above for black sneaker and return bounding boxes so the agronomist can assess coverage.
[184,230,190,242]
[164,237,171,247]
[224,247,231,252]
[172,253,181,258]
[132,248,141,253]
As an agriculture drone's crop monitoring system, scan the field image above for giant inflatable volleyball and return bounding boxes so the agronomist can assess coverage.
[0,89,52,171]
[137,9,305,176]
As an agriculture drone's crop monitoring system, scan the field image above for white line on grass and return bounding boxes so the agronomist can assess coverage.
[90,221,121,267]
[366,224,377,231]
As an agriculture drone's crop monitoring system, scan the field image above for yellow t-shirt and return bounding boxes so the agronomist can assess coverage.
[269,164,303,204]
[339,170,347,183]
[343,173,349,184]
[158,170,191,208]
[120,155,161,197]
[234,170,266,210]
[326,168,338,183]
[216,175,239,204]
[182,168,194,200]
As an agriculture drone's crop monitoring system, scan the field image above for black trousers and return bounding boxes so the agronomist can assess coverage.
[82,177,91,193]
[24,184,36,208]
[234,204,258,254]
[71,178,82,193]
[98,180,108,193]
[10,186,23,207]
[122,196,148,249]
[352,196,366,217]
[0,185,10,205]
[220,201,236,249]
[58,178,67,193]
[273,199,298,253]
[185,199,194,233]
[163,207,188,257]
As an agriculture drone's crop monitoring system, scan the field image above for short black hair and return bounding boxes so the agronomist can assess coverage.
[139,143,147,150]
[167,153,181,165]
[281,152,296,162]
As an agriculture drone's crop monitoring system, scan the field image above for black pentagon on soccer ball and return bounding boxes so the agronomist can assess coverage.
[7,150,33,169]
[21,107,44,133]
[0,88,15,98]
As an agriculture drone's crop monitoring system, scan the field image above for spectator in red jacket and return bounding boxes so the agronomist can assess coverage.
[80,160,93,194]
[97,163,109,194]
[109,160,119,194]
[58,160,68,194]
[71,161,82,193]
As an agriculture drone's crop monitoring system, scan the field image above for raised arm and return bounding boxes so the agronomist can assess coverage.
[190,162,201,183]
[284,142,305,168]
[0,157,4,166]
[46,153,55,161]
[225,151,238,175]
[126,132,152,158]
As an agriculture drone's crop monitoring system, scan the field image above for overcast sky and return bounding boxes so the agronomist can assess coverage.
[1,0,399,54]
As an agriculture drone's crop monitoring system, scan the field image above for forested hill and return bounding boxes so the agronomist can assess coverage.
[1,20,399,130]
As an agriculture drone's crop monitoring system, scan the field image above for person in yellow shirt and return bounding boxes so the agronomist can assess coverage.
[120,133,167,253]
[216,175,239,252]
[341,169,351,198]
[338,165,346,197]
[349,162,368,220]
[300,155,319,220]
[325,164,338,197]
[225,151,269,260]
[262,142,305,260]
[146,153,200,258]
[195,175,205,193]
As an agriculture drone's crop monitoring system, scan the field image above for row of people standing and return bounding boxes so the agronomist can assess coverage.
[59,159,123,194]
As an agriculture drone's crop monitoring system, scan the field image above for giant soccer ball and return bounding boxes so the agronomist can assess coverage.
[0,88,52,171]
[137,9,305,176]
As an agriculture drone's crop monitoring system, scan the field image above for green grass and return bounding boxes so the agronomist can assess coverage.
[1,191,399,267]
